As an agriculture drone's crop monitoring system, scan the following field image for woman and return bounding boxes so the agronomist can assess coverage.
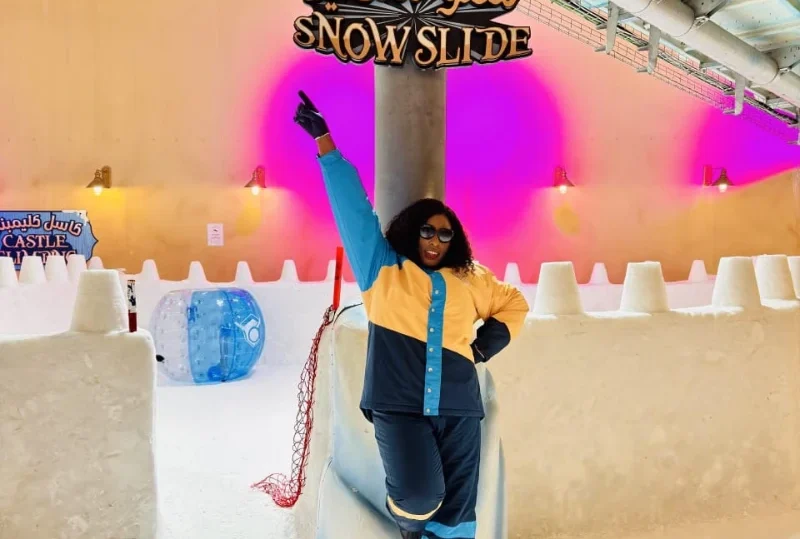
[294,91,529,539]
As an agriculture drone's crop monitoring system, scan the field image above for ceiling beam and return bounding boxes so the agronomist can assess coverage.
[596,12,637,29]
[770,45,800,72]
[723,0,769,7]
[784,0,800,15]
[735,20,800,41]
[769,96,792,107]
[684,0,731,17]
[759,38,800,52]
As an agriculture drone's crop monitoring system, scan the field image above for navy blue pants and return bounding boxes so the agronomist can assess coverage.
[372,411,481,539]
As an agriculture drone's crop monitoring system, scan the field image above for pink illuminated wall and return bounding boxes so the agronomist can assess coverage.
[252,9,799,283]
[258,54,571,281]
[0,2,797,283]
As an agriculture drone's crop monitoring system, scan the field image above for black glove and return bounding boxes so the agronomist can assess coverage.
[294,90,330,139]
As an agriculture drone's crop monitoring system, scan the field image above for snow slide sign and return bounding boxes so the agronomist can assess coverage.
[292,0,533,69]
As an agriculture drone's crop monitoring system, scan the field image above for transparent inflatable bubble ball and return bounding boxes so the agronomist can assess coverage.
[150,288,265,384]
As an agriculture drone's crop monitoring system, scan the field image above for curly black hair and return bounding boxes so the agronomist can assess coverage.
[384,198,475,274]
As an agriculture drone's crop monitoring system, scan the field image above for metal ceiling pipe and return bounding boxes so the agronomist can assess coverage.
[620,0,695,36]
[687,21,778,85]
[770,71,800,103]
[611,0,800,107]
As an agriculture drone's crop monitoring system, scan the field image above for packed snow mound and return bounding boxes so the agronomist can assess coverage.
[0,270,157,539]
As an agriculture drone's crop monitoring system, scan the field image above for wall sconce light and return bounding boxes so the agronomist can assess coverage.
[245,166,266,195]
[703,165,733,192]
[87,166,111,196]
[554,166,574,194]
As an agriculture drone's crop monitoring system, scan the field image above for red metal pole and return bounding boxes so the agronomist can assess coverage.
[332,246,344,311]
[127,279,137,332]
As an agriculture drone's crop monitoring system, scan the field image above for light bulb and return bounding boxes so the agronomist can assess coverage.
[717,183,728,193]
[558,185,568,194]
[93,185,103,196]
[250,185,261,196]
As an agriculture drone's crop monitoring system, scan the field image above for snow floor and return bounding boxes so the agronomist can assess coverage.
[154,361,800,539]
[155,362,300,539]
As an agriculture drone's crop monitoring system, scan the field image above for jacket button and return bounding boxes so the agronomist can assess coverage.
[429,347,434,352]
[434,290,439,295]
[428,367,433,372]
[430,328,434,332]
[427,388,432,393]
[426,408,431,413]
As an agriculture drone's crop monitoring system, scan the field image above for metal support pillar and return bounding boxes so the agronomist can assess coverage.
[374,59,446,230]
[723,72,747,115]
[637,25,661,73]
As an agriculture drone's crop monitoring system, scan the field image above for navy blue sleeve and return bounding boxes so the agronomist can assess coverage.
[318,149,395,292]
[471,318,512,363]
[471,265,529,363]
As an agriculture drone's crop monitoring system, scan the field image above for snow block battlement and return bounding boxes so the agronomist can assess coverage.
[0,253,738,337]
[533,262,583,315]
[712,256,763,308]
[490,258,800,538]
[70,270,129,333]
[619,261,670,313]
[0,270,157,539]
[754,254,796,301]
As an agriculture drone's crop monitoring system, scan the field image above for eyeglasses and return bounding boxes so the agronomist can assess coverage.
[419,223,454,243]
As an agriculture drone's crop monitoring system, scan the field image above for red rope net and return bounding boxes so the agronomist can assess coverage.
[251,247,344,508]
[251,305,335,507]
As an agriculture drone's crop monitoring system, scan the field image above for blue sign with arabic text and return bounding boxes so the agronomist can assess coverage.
[0,211,99,270]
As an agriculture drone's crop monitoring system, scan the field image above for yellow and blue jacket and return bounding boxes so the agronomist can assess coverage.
[318,149,530,419]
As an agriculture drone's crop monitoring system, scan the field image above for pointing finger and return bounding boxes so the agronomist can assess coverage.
[298,90,318,112]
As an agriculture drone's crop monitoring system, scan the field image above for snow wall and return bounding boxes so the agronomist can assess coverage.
[295,255,800,538]
[0,269,157,538]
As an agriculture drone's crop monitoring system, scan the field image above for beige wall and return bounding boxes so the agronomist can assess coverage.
[0,1,798,283]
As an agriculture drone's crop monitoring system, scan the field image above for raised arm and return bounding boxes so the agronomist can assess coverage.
[471,265,530,363]
[294,91,394,292]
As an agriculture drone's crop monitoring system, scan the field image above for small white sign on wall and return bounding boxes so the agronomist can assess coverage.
[207,223,224,247]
